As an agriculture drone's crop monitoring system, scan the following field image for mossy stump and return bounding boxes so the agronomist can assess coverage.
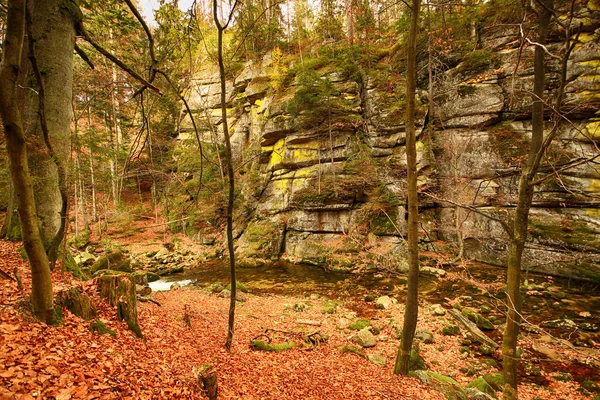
[98,273,143,338]
[195,363,218,400]
[56,287,97,320]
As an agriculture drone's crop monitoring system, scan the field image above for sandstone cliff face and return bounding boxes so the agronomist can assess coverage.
[180,4,600,280]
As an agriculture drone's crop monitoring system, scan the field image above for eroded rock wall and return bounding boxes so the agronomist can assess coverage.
[179,5,600,280]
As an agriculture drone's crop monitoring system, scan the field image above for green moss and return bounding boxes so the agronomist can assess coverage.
[458,50,498,76]
[64,250,87,280]
[340,344,366,358]
[17,246,28,261]
[226,282,249,293]
[91,251,130,274]
[581,380,600,394]
[442,325,461,336]
[467,378,496,397]
[528,214,600,253]
[53,306,63,326]
[5,211,21,241]
[483,372,505,391]
[348,319,371,330]
[90,319,116,337]
[251,340,296,352]
[409,348,425,371]
[321,300,338,314]
[458,84,477,97]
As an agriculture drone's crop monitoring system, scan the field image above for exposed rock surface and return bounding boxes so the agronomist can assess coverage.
[177,4,600,281]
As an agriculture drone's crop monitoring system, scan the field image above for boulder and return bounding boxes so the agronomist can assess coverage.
[415,328,435,344]
[91,251,131,274]
[352,328,377,348]
[367,353,387,367]
[421,266,447,277]
[410,370,467,400]
[430,304,447,316]
[74,252,95,267]
[466,378,496,398]
[465,388,496,400]
[376,295,393,309]
[482,373,505,392]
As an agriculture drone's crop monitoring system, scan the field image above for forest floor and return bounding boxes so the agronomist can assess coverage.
[0,238,598,400]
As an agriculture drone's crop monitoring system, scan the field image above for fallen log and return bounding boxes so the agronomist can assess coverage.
[448,309,498,349]
[0,268,15,281]
[296,319,322,326]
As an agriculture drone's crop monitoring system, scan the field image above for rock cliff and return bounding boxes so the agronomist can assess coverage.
[177,4,600,281]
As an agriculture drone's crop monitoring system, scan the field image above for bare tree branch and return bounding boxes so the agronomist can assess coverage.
[75,22,162,95]
[74,42,94,69]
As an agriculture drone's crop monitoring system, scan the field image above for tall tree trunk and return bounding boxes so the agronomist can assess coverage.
[394,0,420,376]
[213,0,239,351]
[502,2,553,398]
[25,0,74,261]
[0,0,54,324]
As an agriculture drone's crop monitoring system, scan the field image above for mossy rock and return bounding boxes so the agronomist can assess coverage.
[480,358,498,368]
[225,282,248,293]
[91,251,131,274]
[553,372,571,382]
[340,345,366,358]
[467,377,497,398]
[442,325,461,336]
[64,250,87,280]
[364,294,378,302]
[348,319,371,330]
[410,370,467,400]
[146,272,160,283]
[90,319,116,337]
[293,302,310,312]
[462,308,494,331]
[581,380,600,394]
[321,300,338,314]
[250,340,295,352]
[479,344,494,356]
[483,372,505,391]
[409,349,425,372]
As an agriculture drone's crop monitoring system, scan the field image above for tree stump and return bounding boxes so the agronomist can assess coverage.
[56,287,97,320]
[98,273,143,338]
[195,364,218,400]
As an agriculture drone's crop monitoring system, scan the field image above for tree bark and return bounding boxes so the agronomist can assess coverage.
[99,273,143,338]
[394,0,420,376]
[25,0,74,256]
[502,2,553,398]
[0,0,54,324]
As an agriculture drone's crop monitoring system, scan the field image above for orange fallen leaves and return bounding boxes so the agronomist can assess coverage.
[1,240,597,399]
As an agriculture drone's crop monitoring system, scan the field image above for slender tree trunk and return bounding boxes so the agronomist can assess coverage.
[0,0,54,324]
[502,2,553,398]
[87,104,98,222]
[394,0,420,375]
[213,0,238,351]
